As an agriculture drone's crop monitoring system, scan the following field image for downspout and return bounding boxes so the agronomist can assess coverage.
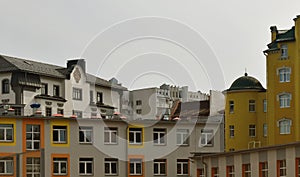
[201,155,207,177]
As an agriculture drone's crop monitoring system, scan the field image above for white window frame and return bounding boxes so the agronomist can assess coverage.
[53,126,67,144]
[200,129,213,146]
[281,44,288,59]
[278,119,291,135]
[153,128,166,145]
[176,129,189,145]
[72,87,82,100]
[177,159,189,175]
[212,167,219,177]
[0,124,13,142]
[0,158,13,175]
[26,157,40,177]
[263,99,267,112]
[153,159,166,175]
[129,159,142,175]
[79,158,93,175]
[53,158,67,176]
[278,93,291,108]
[249,125,256,137]
[104,158,118,175]
[79,127,93,144]
[243,164,251,177]
[279,160,286,177]
[249,100,256,112]
[263,124,268,137]
[104,127,118,144]
[129,128,142,145]
[229,125,234,138]
[227,166,235,177]
[26,125,40,150]
[260,162,268,177]
[278,67,291,82]
[229,101,234,113]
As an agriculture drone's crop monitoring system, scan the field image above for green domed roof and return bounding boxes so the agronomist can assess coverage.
[228,73,265,91]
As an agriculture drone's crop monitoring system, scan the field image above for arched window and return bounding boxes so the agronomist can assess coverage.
[277,118,291,134]
[2,79,9,94]
[278,93,291,108]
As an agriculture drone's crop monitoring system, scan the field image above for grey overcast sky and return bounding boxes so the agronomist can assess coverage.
[1,1,300,93]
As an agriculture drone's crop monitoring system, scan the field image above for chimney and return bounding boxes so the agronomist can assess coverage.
[270,26,278,42]
[67,59,86,73]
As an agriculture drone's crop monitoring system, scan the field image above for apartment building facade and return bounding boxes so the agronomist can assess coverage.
[0,113,224,177]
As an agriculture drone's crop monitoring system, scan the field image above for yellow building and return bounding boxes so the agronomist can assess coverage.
[224,73,267,151]
[225,15,300,151]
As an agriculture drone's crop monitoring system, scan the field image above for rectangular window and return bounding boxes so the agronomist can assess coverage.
[136,109,142,114]
[227,166,235,177]
[79,158,93,175]
[26,157,40,177]
[97,92,103,103]
[2,79,9,94]
[177,159,189,175]
[45,107,52,117]
[200,129,213,146]
[105,158,118,175]
[53,85,60,97]
[263,99,267,112]
[73,88,82,100]
[198,168,205,177]
[279,68,291,82]
[212,167,219,177]
[129,159,142,175]
[73,110,83,118]
[136,100,142,105]
[249,124,256,137]
[153,128,166,145]
[243,164,251,177]
[26,124,40,150]
[57,108,64,115]
[176,129,189,145]
[104,127,118,144]
[53,126,67,144]
[0,124,13,142]
[229,125,234,138]
[154,159,166,175]
[281,44,288,59]
[90,90,94,103]
[129,128,142,144]
[229,100,234,113]
[41,83,48,95]
[277,160,286,177]
[0,157,13,175]
[279,93,291,108]
[53,158,68,175]
[79,127,93,144]
[279,119,291,134]
[259,162,268,177]
[263,124,268,137]
[249,100,256,112]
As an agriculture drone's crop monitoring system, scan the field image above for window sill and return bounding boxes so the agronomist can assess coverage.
[104,143,118,145]
[79,142,93,145]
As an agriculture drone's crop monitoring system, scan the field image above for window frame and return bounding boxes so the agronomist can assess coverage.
[129,158,142,175]
[97,92,103,103]
[26,124,40,150]
[153,128,166,145]
[229,100,234,113]
[104,158,118,175]
[278,160,286,177]
[2,79,9,94]
[227,165,235,177]
[249,100,256,112]
[263,99,267,112]
[278,67,291,82]
[243,164,251,177]
[53,125,67,144]
[259,161,268,177]
[104,127,118,145]
[212,167,219,177]
[79,158,93,175]
[41,83,48,95]
[46,107,52,117]
[229,125,234,138]
[153,159,166,175]
[0,158,13,175]
[200,129,213,146]
[53,158,68,176]
[129,128,142,145]
[26,157,40,177]
[176,129,189,146]
[0,124,13,142]
[278,119,291,135]
[79,127,93,144]
[280,44,288,59]
[278,93,291,108]
[53,85,60,97]
[73,87,83,100]
[249,124,256,137]
[176,159,189,175]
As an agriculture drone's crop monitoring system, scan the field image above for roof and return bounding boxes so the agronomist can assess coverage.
[170,100,210,118]
[226,73,265,92]
[264,26,295,52]
[0,55,127,90]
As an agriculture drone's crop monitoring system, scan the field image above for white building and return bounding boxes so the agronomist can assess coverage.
[0,55,127,118]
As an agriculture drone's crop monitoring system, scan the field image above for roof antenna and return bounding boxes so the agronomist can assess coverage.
[245,68,248,76]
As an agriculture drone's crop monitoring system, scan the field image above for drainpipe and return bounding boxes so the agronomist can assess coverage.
[200,155,207,177]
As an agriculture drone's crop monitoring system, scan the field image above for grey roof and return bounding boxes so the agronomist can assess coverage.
[0,55,127,90]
